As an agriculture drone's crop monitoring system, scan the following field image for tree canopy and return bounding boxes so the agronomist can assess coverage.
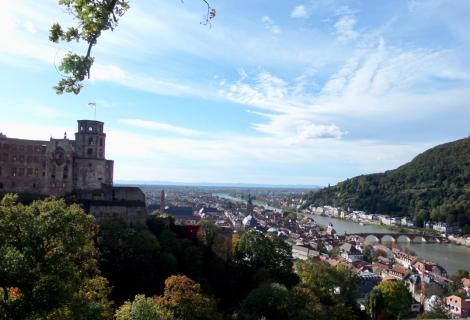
[365,280,411,320]
[0,194,112,319]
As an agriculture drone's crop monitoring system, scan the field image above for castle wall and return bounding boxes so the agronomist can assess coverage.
[0,120,146,226]
[73,158,113,190]
[0,138,48,194]
[44,138,75,196]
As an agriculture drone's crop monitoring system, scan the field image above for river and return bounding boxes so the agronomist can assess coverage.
[213,193,470,274]
[312,215,470,274]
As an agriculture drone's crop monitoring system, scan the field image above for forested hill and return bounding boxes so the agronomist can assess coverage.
[305,137,470,231]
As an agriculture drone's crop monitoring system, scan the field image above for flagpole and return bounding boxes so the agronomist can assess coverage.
[88,102,97,120]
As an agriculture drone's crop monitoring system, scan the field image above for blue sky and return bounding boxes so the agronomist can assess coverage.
[1,0,469,185]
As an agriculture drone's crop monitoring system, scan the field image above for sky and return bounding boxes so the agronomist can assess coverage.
[1,0,469,186]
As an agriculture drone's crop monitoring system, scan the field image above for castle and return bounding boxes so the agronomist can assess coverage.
[0,120,146,225]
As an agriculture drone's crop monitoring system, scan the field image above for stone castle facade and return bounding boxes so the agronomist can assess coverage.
[0,120,146,225]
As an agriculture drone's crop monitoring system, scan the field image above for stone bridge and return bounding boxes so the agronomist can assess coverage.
[345,232,448,244]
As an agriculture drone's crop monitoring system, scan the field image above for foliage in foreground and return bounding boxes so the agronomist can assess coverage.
[0,194,112,319]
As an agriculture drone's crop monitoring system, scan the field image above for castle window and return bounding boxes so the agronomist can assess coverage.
[19,155,24,162]
[63,165,68,179]
[99,138,103,146]
[32,183,36,188]
[80,125,84,132]
[88,137,94,145]
[11,168,17,177]
[42,171,45,177]
[35,168,38,176]
[27,168,33,176]
[88,126,93,132]
[0,182,3,189]
[0,167,2,176]
[87,148,93,155]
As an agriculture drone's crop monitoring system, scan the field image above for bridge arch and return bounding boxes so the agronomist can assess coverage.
[396,235,412,242]
[380,235,396,244]
[412,235,427,243]
[364,235,380,244]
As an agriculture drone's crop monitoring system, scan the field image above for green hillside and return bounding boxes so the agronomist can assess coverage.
[305,137,470,232]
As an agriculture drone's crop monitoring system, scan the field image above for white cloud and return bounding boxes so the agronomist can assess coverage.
[120,119,202,136]
[334,13,359,42]
[221,37,470,146]
[262,16,281,34]
[296,123,345,139]
[292,5,308,18]
[91,64,215,98]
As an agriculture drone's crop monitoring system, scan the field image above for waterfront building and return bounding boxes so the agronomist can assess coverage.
[433,222,452,235]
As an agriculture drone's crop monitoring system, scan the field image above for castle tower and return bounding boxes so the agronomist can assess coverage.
[75,120,106,159]
[73,120,113,190]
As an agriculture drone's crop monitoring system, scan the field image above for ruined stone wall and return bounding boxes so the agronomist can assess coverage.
[44,139,75,196]
[73,158,113,190]
[89,201,147,227]
[0,138,49,194]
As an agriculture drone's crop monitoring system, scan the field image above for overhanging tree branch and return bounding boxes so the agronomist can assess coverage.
[50,0,215,95]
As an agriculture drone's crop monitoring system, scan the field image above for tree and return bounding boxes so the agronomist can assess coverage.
[365,280,411,320]
[238,282,290,320]
[448,269,470,294]
[287,286,325,320]
[115,295,164,320]
[363,245,373,263]
[156,275,222,320]
[197,220,217,248]
[0,194,112,319]
[96,219,161,303]
[50,0,215,94]
[234,230,296,286]
[296,259,358,307]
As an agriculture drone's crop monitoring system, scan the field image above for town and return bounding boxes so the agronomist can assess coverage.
[139,184,470,318]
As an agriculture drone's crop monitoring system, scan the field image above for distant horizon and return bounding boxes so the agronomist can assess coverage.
[115,180,320,190]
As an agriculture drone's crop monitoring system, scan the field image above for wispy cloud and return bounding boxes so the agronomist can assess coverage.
[292,5,308,18]
[262,16,281,34]
[120,118,202,136]
[334,13,359,42]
